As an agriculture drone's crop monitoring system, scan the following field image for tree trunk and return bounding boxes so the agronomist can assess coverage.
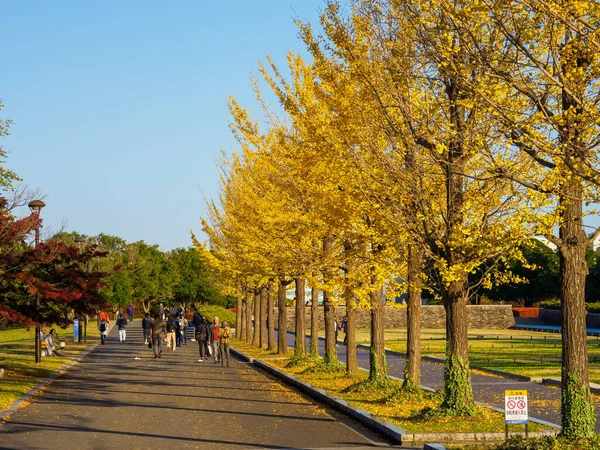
[343,240,357,377]
[252,288,260,347]
[323,290,336,363]
[442,277,475,414]
[236,292,242,339]
[277,277,288,355]
[260,286,268,348]
[239,294,246,341]
[345,288,357,377]
[310,283,319,358]
[322,238,336,364]
[245,289,252,342]
[294,277,306,359]
[558,177,595,438]
[404,243,423,390]
[267,283,276,351]
[369,284,386,383]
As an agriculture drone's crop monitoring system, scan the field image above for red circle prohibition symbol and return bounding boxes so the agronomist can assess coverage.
[517,400,526,409]
[507,400,516,409]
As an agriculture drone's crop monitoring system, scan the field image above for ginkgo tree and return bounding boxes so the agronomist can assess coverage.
[433,0,600,436]
[292,0,544,415]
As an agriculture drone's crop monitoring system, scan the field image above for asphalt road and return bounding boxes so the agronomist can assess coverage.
[0,322,396,450]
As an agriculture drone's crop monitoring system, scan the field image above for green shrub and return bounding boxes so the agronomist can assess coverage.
[196,305,236,325]
[538,300,600,314]
[539,299,561,310]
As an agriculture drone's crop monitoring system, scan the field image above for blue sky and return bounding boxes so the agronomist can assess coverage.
[1,1,325,250]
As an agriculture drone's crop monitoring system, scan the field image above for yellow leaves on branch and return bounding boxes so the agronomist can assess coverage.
[198,0,600,302]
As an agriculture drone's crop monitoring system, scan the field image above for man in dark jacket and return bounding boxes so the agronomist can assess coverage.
[116,314,127,344]
[142,312,151,345]
[149,314,165,359]
[195,317,211,362]
[192,311,202,332]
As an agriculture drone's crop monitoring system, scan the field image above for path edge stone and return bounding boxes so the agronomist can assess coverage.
[0,334,104,421]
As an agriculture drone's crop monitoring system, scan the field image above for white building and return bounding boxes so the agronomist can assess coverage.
[533,235,558,251]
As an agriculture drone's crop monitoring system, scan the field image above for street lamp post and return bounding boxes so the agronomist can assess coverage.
[75,237,85,344]
[29,200,45,364]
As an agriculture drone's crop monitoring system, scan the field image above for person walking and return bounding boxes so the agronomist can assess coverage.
[165,315,177,351]
[195,317,210,362]
[174,314,182,347]
[181,315,189,345]
[192,311,202,335]
[127,304,134,322]
[98,316,109,345]
[212,316,221,364]
[218,321,232,367]
[149,313,165,359]
[142,312,151,345]
[116,314,128,344]
[341,316,348,345]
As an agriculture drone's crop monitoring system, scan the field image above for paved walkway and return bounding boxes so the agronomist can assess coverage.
[0,322,395,449]
[280,330,600,431]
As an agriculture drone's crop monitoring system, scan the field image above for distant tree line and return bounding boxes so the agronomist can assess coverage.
[479,239,600,307]
[53,232,230,316]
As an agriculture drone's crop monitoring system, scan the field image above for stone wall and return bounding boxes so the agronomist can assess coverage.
[275,305,515,330]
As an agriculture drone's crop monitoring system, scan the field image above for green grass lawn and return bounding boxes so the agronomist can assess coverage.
[0,322,99,410]
[337,328,600,384]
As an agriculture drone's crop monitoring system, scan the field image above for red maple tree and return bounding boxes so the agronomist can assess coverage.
[0,197,109,328]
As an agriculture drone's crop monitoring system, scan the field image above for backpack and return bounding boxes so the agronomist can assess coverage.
[99,321,107,332]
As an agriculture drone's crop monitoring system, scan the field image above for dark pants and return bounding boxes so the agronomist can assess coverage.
[100,333,107,345]
[221,343,230,367]
[152,335,162,357]
[143,328,149,342]
[128,313,133,321]
[198,340,208,358]
[176,331,182,347]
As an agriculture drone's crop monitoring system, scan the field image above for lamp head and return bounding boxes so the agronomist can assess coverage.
[28,200,46,214]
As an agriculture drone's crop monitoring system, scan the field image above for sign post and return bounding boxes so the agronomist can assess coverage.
[73,318,79,342]
[504,389,528,440]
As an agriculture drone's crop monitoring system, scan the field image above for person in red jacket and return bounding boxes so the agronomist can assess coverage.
[98,311,110,324]
[212,316,221,364]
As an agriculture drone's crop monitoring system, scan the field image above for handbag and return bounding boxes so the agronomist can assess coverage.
[207,344,213,356]
[148,339,153,349]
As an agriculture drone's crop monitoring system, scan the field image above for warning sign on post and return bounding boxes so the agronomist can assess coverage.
[505,390,528,424]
